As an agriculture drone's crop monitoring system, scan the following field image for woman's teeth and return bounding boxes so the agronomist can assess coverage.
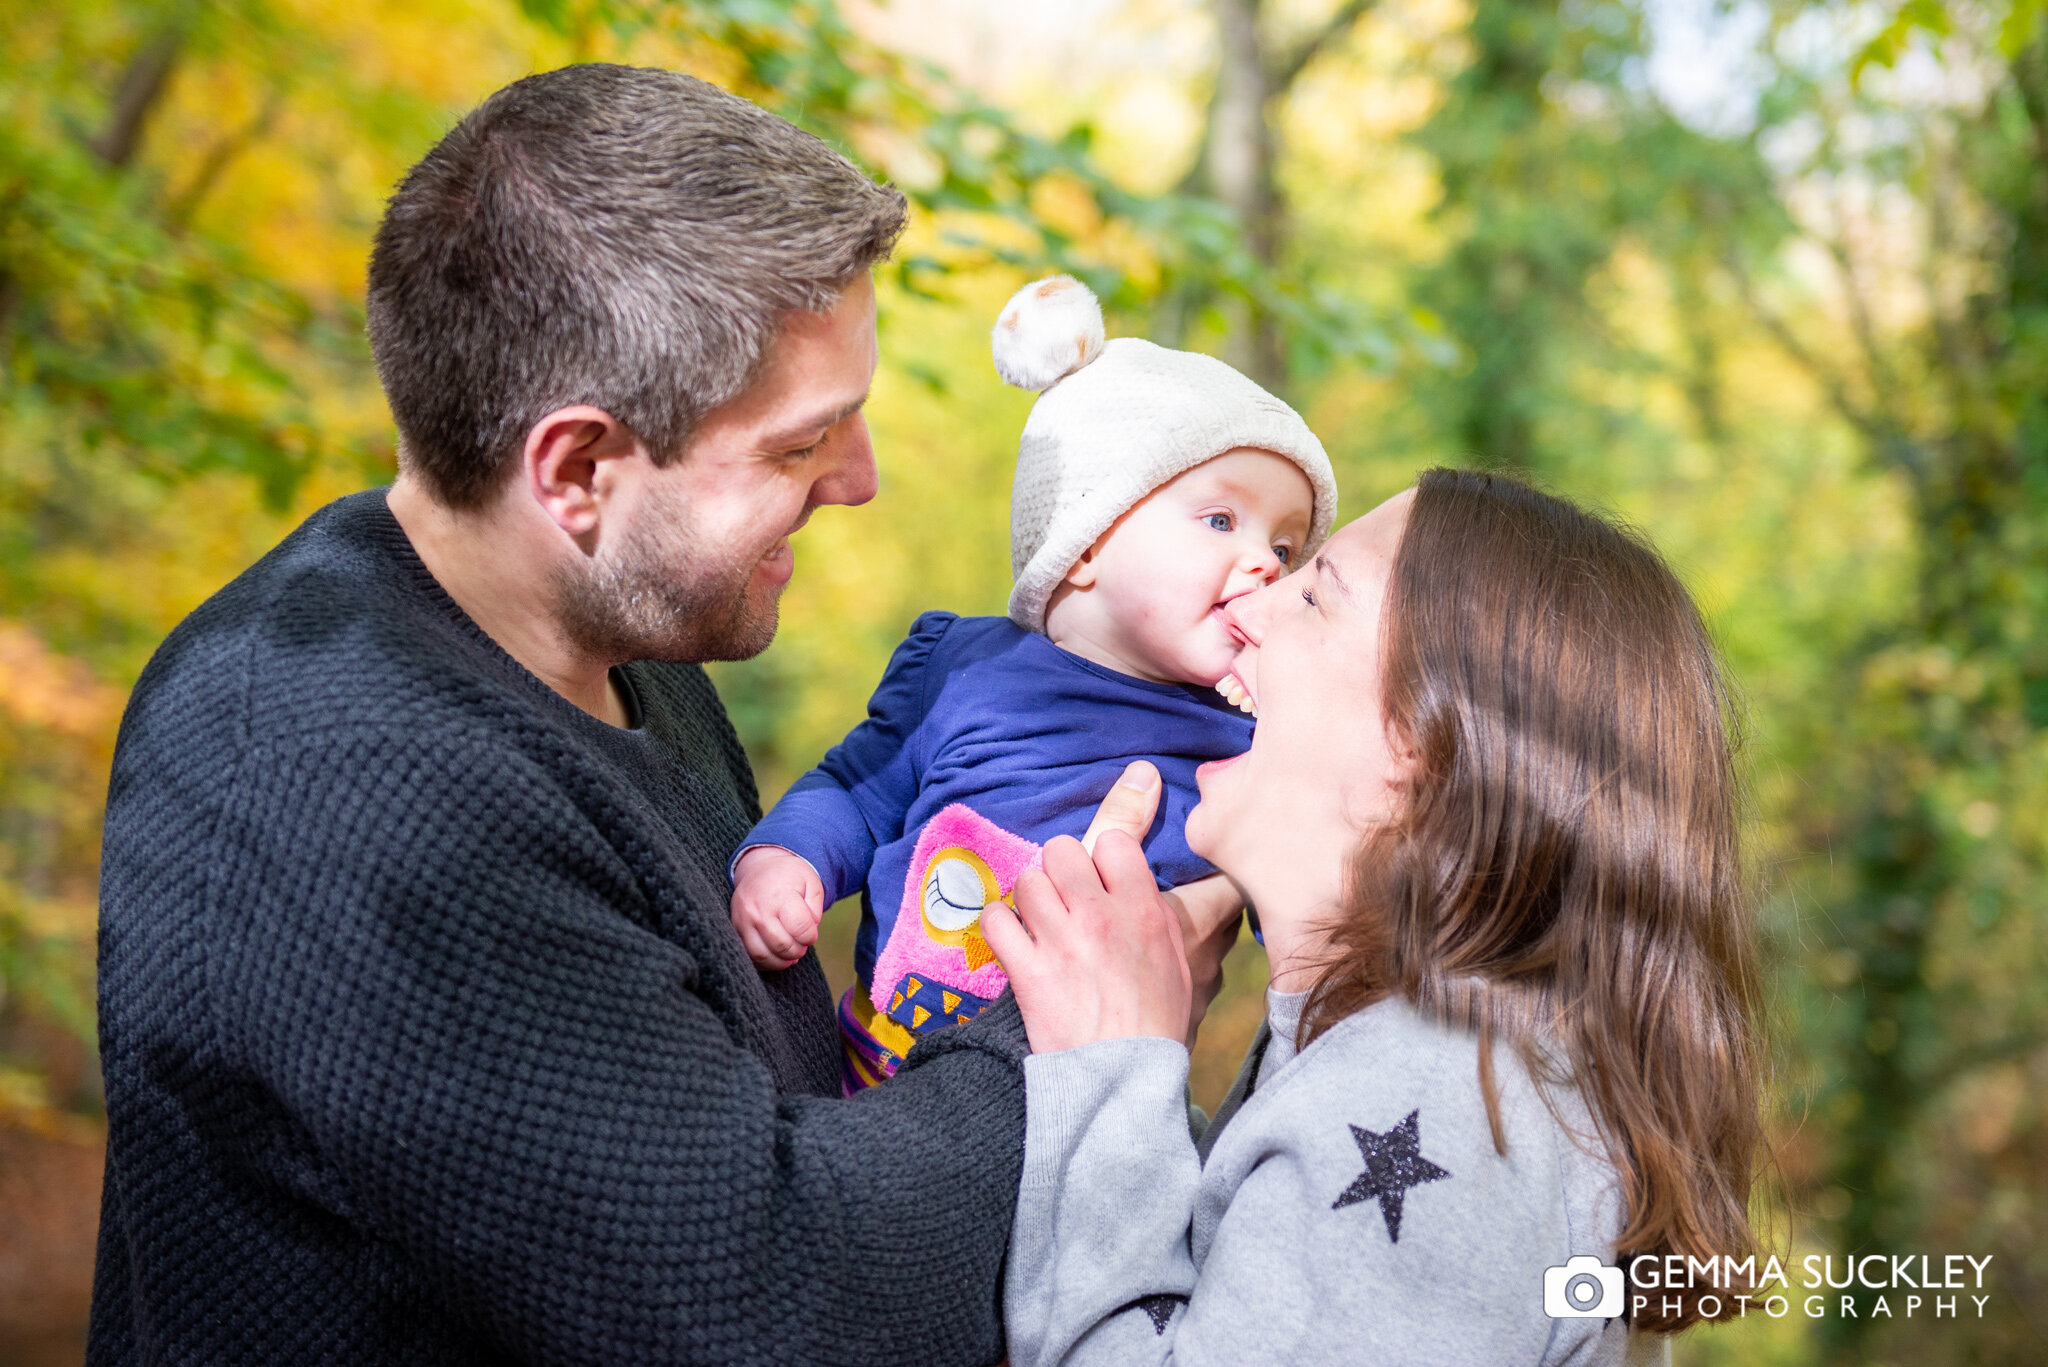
[1217,675,1257,716]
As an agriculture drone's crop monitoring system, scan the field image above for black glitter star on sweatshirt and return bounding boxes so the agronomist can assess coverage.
[1332,1109,1451,1242]
[1116,1293,1188,1335]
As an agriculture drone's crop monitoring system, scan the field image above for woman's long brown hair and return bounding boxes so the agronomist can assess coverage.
[1299,468,1763,1333]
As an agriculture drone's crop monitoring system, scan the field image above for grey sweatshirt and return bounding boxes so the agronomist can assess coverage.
[1005,993,1671,1365]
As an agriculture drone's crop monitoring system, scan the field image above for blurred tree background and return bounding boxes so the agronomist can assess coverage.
[1,0,2043,1362]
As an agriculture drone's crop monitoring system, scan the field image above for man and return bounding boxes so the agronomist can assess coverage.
[90,64,1187,1366]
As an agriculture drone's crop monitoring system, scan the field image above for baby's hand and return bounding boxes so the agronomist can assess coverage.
[731,846,827,970]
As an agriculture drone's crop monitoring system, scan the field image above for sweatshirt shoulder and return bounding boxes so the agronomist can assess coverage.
[1236,1004,1499,1159]
[1298,1001,1589,1121]
[1221,1000,1614,1234]
[119,491,510,760]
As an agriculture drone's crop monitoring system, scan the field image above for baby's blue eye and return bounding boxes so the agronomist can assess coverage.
[1205,513,1233,532]
[1273,545,1292,565]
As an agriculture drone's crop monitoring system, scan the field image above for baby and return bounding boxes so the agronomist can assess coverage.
[729,276,1336,1091]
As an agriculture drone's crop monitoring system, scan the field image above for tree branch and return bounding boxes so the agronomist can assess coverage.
[1180,0,1375,196]
[1670,263,1726,444]
[1816,183,1906,428]
[1723,249,1932,490]
[0,183,24,338]
[1920,120,1996,446]
[1725,252,1874,433]
[89,27,183,169]
[1175,107,1215,198]
[2014,12,2048,165]
[167,87,286,234]
[1269,0,1377,91]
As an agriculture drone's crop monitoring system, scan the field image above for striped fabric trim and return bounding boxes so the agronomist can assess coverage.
[836,986,908,1095]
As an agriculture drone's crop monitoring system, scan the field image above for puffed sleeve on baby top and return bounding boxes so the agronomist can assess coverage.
[735,610,958,904]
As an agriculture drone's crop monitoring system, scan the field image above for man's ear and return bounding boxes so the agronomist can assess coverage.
[523,406,639,546]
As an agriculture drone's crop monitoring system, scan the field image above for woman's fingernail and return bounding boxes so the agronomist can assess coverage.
[1120,761,1160,790]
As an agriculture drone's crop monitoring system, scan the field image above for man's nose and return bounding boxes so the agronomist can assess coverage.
[812,413,878,508]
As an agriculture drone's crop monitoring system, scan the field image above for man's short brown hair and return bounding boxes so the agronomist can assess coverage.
[366,64,906,508]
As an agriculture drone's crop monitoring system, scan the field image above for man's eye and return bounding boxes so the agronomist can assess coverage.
[1273,545,1292,565]
[1205,512,1233,532]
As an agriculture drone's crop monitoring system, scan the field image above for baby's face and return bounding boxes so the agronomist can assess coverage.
[1066,448,1314,687]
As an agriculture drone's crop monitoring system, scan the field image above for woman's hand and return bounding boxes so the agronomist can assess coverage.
[1082,762,1243,1045]
[1163,875,1243,1046]
[982,762,1194,1054]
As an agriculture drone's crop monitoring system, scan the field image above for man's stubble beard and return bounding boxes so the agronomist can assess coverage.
[551,481,784,665]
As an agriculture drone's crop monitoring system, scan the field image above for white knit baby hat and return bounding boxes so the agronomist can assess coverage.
[992,275,1338,633]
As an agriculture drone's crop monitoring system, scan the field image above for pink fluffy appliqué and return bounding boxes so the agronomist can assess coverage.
[868,804,1041,1015]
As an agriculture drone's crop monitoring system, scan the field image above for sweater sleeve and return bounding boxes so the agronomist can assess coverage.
[212,722,1025,1367]
[1004,1039,1203,1367]
[1005,1028,1641,1367]
[737,611,956,902]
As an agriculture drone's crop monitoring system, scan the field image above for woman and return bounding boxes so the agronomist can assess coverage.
[986,468,1764,1365]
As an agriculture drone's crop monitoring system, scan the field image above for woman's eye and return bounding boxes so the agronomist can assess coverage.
[1273,545,1292,565]
[1205,512,1233,532]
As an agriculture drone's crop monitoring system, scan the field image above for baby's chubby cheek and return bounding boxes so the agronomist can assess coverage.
[1194,613,1250,682]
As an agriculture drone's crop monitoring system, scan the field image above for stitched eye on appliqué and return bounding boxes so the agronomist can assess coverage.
[922,856,988,932]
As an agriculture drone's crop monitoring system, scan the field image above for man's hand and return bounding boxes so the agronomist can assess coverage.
[981,762,1193,1053]
[730,846,827,970]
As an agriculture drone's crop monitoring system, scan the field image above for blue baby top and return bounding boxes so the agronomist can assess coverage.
[741,611,1253,997]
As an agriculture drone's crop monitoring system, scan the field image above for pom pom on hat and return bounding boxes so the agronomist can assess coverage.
[992,276,1106,392]
[995,276,1340,635]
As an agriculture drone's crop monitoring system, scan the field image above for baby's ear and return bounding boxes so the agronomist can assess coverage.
[1063,547,1100,590]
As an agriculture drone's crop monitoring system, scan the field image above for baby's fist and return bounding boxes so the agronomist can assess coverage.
[731,846,827,970]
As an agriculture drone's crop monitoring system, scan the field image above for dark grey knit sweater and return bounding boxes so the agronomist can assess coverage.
[90,489,1028,1366]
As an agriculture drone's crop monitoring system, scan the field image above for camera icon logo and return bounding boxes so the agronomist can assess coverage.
[1544,1255,1624,1319]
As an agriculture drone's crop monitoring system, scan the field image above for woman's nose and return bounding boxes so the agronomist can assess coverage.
[1221,575,1284,646]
